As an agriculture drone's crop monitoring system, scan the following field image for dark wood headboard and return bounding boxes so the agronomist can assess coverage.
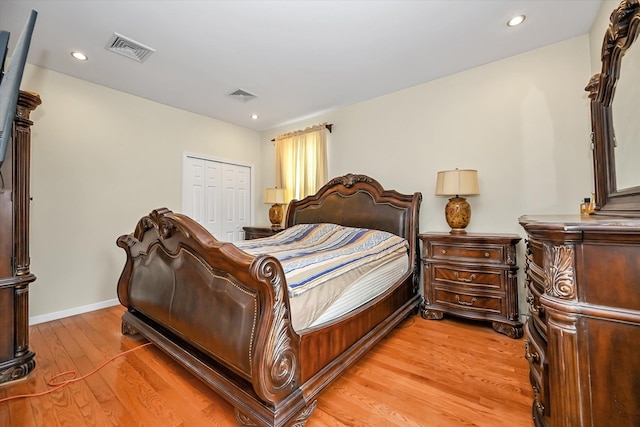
[285,173,422,269]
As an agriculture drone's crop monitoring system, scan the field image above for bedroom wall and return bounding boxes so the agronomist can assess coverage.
[20,64,262,321]
[261,35,594,317]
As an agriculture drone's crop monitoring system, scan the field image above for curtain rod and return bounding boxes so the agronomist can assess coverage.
[271,123,333,142]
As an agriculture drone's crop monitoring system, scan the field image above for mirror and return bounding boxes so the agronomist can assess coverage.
[588,0,640,216]
[612,37,640,190]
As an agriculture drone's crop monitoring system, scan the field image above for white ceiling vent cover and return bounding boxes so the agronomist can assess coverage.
[227,88,258,103]
[106,33,155,63]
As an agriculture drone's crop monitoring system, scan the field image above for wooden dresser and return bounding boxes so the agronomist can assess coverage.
[419,232,522,338]
[519,215,640,427]
[0,91,41,384]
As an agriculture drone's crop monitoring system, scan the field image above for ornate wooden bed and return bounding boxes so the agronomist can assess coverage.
[116,173,422,426]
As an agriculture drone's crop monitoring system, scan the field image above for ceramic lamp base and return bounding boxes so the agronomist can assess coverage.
[269,204,283,230]
[445,196,471,233]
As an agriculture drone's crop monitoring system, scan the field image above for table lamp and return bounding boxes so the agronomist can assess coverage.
[435,169,479,234]
[263,187,286,230]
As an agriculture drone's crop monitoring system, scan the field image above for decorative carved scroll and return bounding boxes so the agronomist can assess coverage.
[506,244,517,265]
[0,359,35,383]
[235,400,317,427]
[327,173,373,188]
[585,73,600,100]
[543,244,576,299]
[135,207,176,240]
[602,0,639,57]
[235,410,257,426]
[254,256,300,404]
[598,0,640,104]
[288,401,318,427]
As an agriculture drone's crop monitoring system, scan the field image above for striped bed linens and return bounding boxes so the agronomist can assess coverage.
[235,223,409,331]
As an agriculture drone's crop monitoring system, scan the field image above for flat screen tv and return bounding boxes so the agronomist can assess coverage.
[0,31,9,84]
[0,10,37,167]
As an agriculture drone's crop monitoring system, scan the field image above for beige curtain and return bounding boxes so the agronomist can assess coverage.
[275,124,328,201]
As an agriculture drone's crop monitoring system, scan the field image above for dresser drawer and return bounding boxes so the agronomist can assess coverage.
[430,242,505,264]
[524,320,548,417]
[432,265,502,290]
[524,320,546,383]
[582,243,640,311]
[527,262,545,295]
[526,237,544,270]
[526,281,547,339]
[433,288,503,315]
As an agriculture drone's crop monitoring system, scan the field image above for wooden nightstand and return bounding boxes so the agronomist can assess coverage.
[243,226,280,240]
[419,232,523,338]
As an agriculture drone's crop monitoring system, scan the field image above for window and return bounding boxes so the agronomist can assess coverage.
[275,124,328,201]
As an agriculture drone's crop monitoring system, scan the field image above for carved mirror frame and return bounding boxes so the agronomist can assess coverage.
[587,0,640,216]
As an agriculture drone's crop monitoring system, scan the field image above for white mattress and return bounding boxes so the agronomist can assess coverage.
[304,255,409,330]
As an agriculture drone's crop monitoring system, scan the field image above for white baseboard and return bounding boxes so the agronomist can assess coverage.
[29,298,120,326]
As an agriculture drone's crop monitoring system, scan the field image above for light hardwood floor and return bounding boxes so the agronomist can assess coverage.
[0,305,533,426]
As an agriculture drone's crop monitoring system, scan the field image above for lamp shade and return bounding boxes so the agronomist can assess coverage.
[435,169,479,197]
[263,188,287,204]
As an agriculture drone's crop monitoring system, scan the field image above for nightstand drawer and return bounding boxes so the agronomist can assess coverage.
[243,226,280,240]
[432,265,502,289]
[430,242,504,263]
[433,288,503,315]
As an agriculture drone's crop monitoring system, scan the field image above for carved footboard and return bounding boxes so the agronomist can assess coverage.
[116,208,309,425]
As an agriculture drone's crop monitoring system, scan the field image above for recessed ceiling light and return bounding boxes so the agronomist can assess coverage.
[507,15,526,27]
[250,114,259,120]
[71,51,88,61]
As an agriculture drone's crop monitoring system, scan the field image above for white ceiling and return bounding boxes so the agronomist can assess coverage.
[1,1,602,132]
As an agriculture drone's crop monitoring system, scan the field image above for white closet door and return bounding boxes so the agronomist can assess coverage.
[183,156,250,242]
[183,156,206,226]
[220,163,250,242]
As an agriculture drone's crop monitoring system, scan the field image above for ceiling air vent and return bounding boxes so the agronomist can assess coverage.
[227,88,258,102]
[106,33,155,63]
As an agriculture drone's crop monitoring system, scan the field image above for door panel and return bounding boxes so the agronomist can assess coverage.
[183,156,251,242]
[184,157,205,224]
[220,164,250,242]
[204,162,220,236]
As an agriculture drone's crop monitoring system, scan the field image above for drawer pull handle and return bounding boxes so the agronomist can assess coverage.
[484,252,490,257]
[455,295,477,306]
[533,387,545,414]
[524,340,540,364]
[441,249,447,255]
[454,272,477,282]
[526,294,543,316]
[526,295,537,315]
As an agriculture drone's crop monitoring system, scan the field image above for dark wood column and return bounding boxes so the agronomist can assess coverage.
[0,90,41,384]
